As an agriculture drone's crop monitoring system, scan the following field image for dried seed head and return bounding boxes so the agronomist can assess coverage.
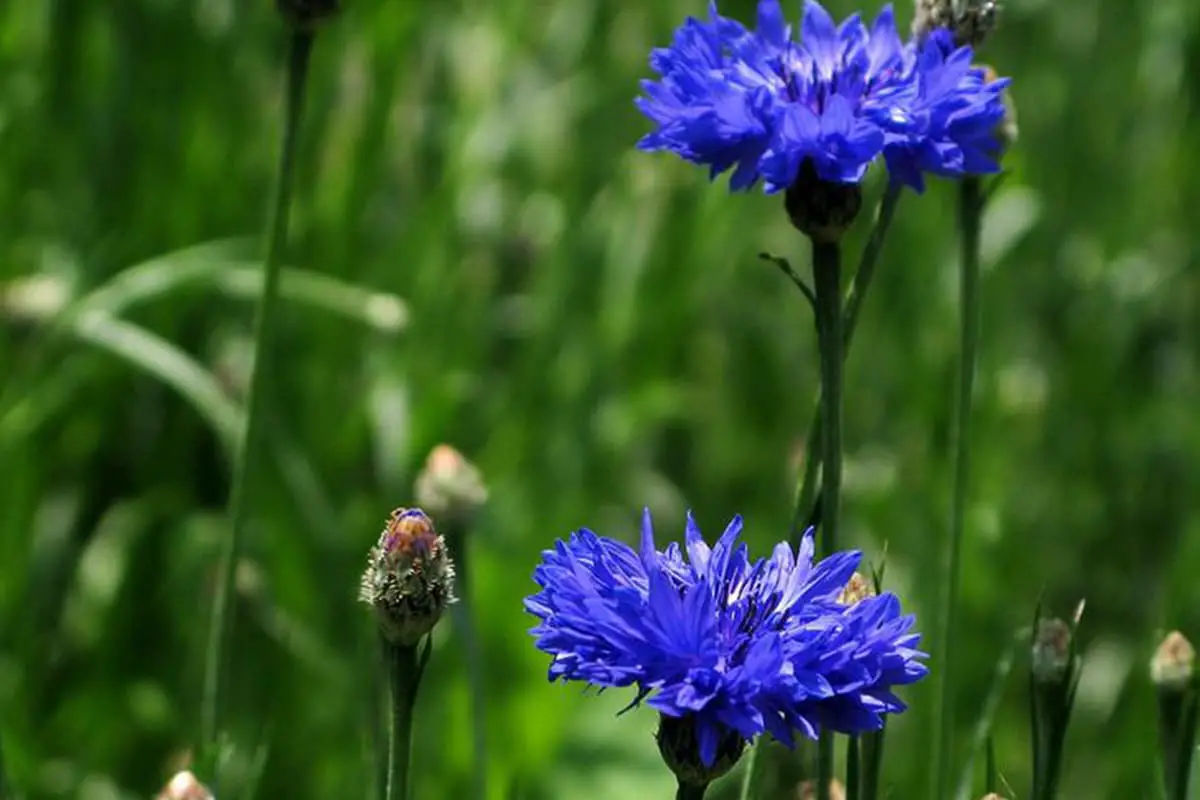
[784,160,863,244]
[275,0,340,29]
[913,0,1000,48]
[1032,617,1073,685]
[414,445,488,528]
[796,779,847,800]
[155,771,214,800]
[838,572,875,606]
[359,508,456,645]
[1151,631,1196,691]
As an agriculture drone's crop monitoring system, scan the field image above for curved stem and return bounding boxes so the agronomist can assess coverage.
[790,183,904,543]
[385,641,420,800]
[812,239,843,800]
[675,781,709,800]
[931,175,984,799]
[200,28,316,759]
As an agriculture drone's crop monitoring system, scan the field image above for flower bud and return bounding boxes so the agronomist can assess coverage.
[796,779,847,800]
[155,771,214,800]
[414,445,488,529]
[275,0,340,29]
[1029,609,1083,799]
[838,572,875,607]
[1031,617,1072,685]
[978,795,1007,800]
[1152,631,1195,692]
[359,508,456,645]
[784,160,862,244]
[1153,631,1200,800]
[655,714,745,790]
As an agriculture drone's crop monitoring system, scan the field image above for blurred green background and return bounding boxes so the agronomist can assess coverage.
[2,0,1200,798]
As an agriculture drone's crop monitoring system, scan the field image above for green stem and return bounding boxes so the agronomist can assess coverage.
[200,28,316,760]
[846,736,860,800]
[790,183,904,543]
[860,727,885,800]
[675,781,708,800]
[0,722,9,800]
[931,175,984,799]
[1159,687,1200,800]
[812,239,843,800]
[445,524,488,800]
[385,641,420,800]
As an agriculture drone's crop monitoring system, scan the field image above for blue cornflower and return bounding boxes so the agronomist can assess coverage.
[636,0,1010,194]
[876,29,1011,191]
[525,510,927,767]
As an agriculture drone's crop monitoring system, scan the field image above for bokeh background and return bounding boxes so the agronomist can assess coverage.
[2,0,1199,798]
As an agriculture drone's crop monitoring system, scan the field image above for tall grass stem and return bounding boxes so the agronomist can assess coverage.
[931,175,985,799]
[200,28,316,762]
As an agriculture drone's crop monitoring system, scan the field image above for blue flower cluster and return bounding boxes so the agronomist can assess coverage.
[636,0,1010,193]
[525,510,927,766]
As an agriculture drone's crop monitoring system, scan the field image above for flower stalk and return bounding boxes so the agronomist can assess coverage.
[200,26,316,764]
[0,726,9,800]
[1152,631,1199,800]
[383,637,431,800]
[790,182,904,543]
[811,237,843,800]
[931,174,985,798]
[675,782,709,800]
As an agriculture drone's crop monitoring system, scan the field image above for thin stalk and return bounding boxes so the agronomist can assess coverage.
[200,28,316,759]
[790,183,904,543]
[861,727,886,800]
[0,723,9,800]
[675,781,708,800]
[1158,687,1200,800]
[812,239,843,800]
[445,524,488,800]
[931,176,985,799]
[384,640,421,800]
[846,736,861,800]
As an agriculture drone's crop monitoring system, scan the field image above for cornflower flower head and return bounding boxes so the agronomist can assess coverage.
[636,0,1010,195]
[524,510,927,771]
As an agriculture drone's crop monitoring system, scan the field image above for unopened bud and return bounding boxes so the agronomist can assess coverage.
[414,445,488,528]
[1032,617,1072,684]
[275,0,340,29]
[978,794,1007,800]
[155,771,214,800]
[838,572,875,606]
[1152,632,1196,691]
[359,508,456,645]
[796,779,847,800]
